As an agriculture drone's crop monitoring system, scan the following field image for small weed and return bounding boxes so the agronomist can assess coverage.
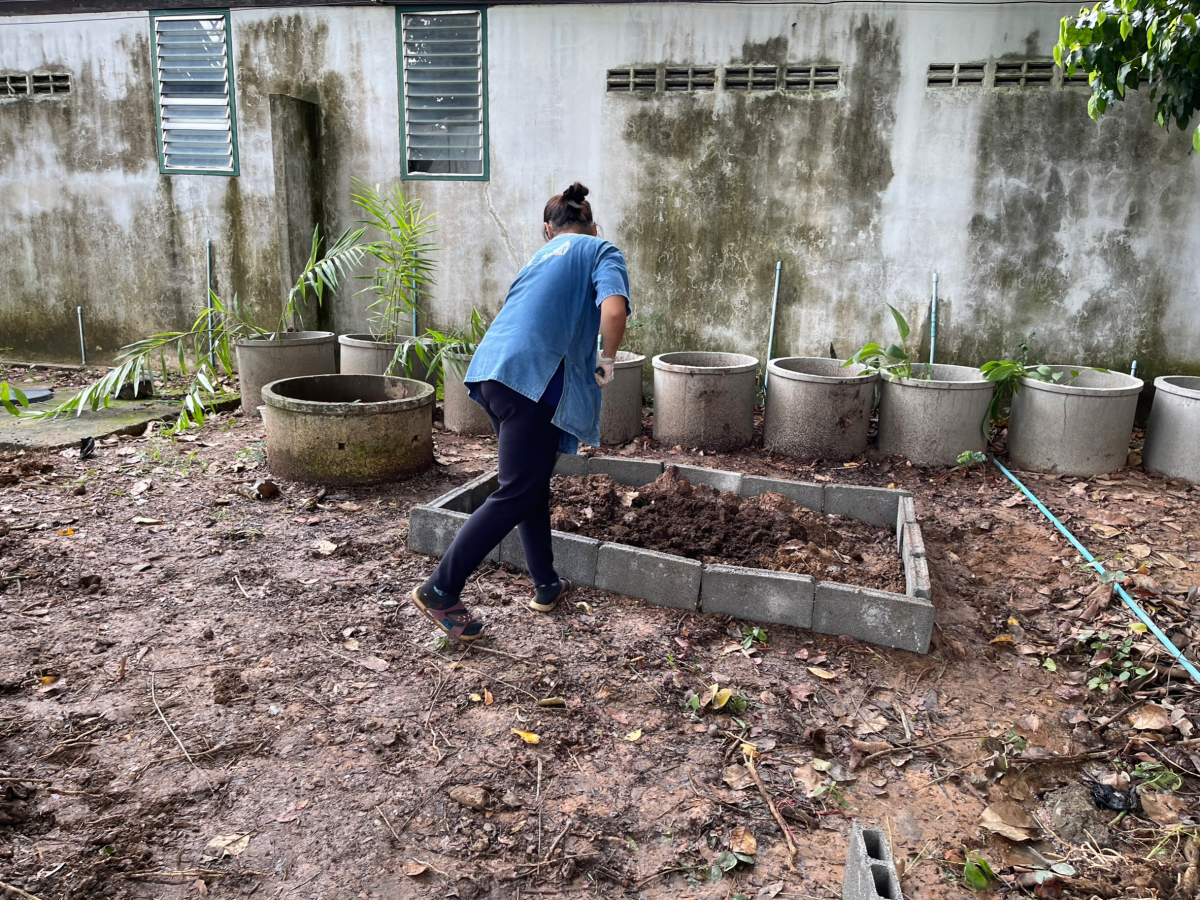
[740,625,768,650]
[955,450,988,468]
[1132,761,1184,792]
[962,848,997,891]
[237,441,267,465]
[1077,631,1149,691]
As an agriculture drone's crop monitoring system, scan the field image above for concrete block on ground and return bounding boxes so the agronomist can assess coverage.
[595,543,701,610]
[905,551,931,601]
[842,821,902,900]
[407,506,498,562]
[700,565,814,629]
[825,483,906,528]
[900,522,925,559]
[431,470,500,513]
[896,495,916,552]
[553,453,589,478]
[814,581,933,654]
[672,464,743,494]
[500,529,600,588]
[588,456,664,486]
[740,474,824,512]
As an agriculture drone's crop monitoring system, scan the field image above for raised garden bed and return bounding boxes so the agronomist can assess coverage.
[409,458,933,653]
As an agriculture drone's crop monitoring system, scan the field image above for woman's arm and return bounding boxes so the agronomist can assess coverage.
[598,294,628,358]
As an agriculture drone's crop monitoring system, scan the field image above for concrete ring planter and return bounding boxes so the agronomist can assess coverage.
[338,333,431,383]
[261,374,434,485]
[764,357,878,460]
[442,352,494,435]
[600,351,646,445]
[877,364,993,467]
[1143,376,1200,483]
[652,351,759,451]
[234,331,336,416]
[1008,365,1143,477]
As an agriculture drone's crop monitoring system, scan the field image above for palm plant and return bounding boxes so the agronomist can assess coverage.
[351,178,438,352]
[1,382,27,416]
[411,308,489,399]
[32,225,369,432]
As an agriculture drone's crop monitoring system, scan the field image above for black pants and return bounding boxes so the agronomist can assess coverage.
[430,380,562,595]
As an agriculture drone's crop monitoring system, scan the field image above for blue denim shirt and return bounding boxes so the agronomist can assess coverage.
[465,234,630,454]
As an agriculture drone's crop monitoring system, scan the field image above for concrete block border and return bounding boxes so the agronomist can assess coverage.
[407,459,932,653]
[842,822,902,900]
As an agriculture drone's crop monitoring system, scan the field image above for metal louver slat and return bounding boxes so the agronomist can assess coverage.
[153,13,236,173]
[402,10,484,177]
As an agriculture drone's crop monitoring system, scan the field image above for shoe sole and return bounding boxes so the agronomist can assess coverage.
[529,578,573,613]
[410,587,485,642]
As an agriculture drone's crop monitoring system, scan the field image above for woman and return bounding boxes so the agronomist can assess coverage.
[411,182,630,641]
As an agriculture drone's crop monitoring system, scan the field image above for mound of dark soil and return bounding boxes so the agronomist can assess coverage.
[550,465,904,591]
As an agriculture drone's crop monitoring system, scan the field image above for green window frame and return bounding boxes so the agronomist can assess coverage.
[396,6,489,181]
[149,9,240,176]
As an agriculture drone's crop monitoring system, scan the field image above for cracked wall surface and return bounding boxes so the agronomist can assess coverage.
[2,4,1198,381]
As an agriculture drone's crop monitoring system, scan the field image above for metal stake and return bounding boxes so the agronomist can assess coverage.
[77,306,86,366]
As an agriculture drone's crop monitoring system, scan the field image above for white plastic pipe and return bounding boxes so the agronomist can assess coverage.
[764,261,782,389]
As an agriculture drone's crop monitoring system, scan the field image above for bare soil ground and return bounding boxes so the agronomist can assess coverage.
[550,468,903,591]
[1,407,1198,900]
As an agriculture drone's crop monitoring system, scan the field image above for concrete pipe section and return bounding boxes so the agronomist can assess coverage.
[442,352,494,435]
[1141,376,1200,482]
[600,351,646,445]
[261,374,434,485]
[234,331,336,416]
[877,363,993,467]
[1008,365,1143,477]
[338,333,431,383]
[652,351,759,451]
[764,357,878,461]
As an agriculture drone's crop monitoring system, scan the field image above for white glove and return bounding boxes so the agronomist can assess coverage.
[595,354,615,388]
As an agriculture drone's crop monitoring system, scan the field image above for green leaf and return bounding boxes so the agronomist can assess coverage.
[1054,43,1064,66]
[886,303,911,343]
[964,859,989,891]
[1121,16,1132,39]
[1051,863,1077,876]
[1193,124,1200,152]
[1043,658,1058,672]
[716,851,739,872]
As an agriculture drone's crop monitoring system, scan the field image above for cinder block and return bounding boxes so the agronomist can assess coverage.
[587,456,664,486]
[895,495,917,552]
[842,822,902,900]
[407,506,498,562]
[900,522,925,559]
[595,543,701,610]
[500,529,600,588]
[429,470,500,513]
[814,581,933,654]
[824,483,906,528]
[553,453,589,478]
[700,565,814,629]
[904,551,931,601]
[673,465,743,494]
[740,474,824,512]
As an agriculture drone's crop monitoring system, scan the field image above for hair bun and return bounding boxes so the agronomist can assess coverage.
[562,182,589,203]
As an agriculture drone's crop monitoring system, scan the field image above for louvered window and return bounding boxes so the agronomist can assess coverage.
[995,60,1054,88]
[724,66,779,92]
[664,67,716,91]
[151,12,238,175]
[784,65,841,92]
[2,74,30,97]
[401,9,487,179]
[927,63,986,88]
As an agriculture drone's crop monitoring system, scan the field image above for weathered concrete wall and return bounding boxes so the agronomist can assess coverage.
[0,8,399,362]
[2,3,1199,382]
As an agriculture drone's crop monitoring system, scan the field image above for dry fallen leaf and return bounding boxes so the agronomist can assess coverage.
[130,480,151,496]
[730,825,757,856]
[1128,544,1152,559]
[787,684,816,707]
[1089,524,1123,539]
[849,739,892,770]
[625,728,643,742]
[401,861,429,878]
[312,540,338,556]
[793,763,826,795]
[1140,792,1188,825]
[980,802,1039,842]
[807,667,836,680]
[1093,510,1132,527]
[1158,552,1189,570]
[722,763,753,791]
[512,729,541,744]
[194,878,208,897]
[1130,704,1173,732]
[484,688,494,706]
[359,656,389,673]
[204,833,250,859]
[132,516,163,526]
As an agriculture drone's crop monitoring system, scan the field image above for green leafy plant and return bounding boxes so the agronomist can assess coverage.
[408,308,490,398]
[1056,0,1200,153]
[1,381,28,417]
[843,304,925,381]
[963,848,998,891]
[980,334,1107,427]
[34,226,369,433]
[1077,630,1150,691]
[955,450,988,468]
[351,178,439,347]
[740,625,769,650]
[1133,760,1184,792]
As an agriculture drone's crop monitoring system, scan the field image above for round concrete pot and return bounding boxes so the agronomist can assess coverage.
[877,363,993,467]
[1008,365,1143,477]
[442,352,494,435]
[764,357,878,461]
[600,351,646,445]
[234,331,336,416]
[1143,376,1200,483]
[652,351,759,451]
[338,333,431,383]
[261,374,434,485]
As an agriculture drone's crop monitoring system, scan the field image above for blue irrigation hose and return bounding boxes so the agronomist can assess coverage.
[992,458,1200,687]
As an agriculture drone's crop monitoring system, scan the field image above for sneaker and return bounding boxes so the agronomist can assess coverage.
[529,577,574,614]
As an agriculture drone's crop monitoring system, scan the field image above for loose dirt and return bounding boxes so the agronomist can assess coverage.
[1,406,1198,900]
[550,466,904,591]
